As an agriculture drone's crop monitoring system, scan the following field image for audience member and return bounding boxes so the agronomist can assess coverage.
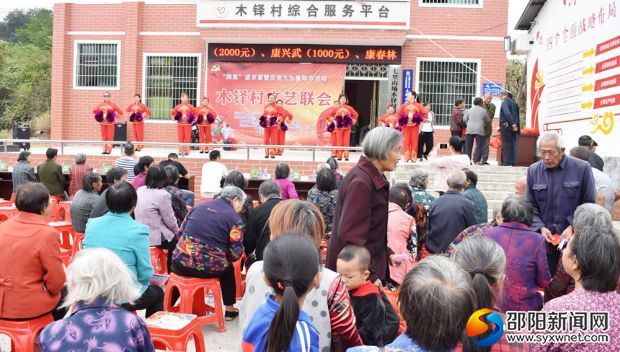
[386,184,416,286]
[172,186,245,320]
[131,155,154,189]
[69,172,102,233]
[68,153,93,196]
[241,200,363,351]
[408,168,434,210]
[569,146,615,213]
[526,132,595,275]
[89,167,128,219]
[0,183,65,320]
[449,98,467,137]
[462,168,489,223]
[532,226,620,351]
[308,167,339,234]
[498,90,520,166]
[84,182,163,317]
[215,170,254,225]
[484,196,550,311]
[242,235,321,352]
[327,127,403,286]
[39,248,154,351]
[160,152,194,206]
[577,135,604,171]
[12,151,36,195]
[417,102,434,161]
[244,180,281,265]
[327,156,344,184]
[515,175,527,196]
[463,97,491,164]
[38,147,69,200]
[428,136,470,195]
[426,169,477,254]
[115,143,138,181]
[274,163,299,200]
[447,202,502,256]
[135,165,179,271]
[163,165,188,226]
[200,150,228,199]
[348,256,475,351]
[481,93,496,165]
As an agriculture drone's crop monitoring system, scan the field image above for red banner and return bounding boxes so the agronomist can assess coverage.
[207,62,345,145]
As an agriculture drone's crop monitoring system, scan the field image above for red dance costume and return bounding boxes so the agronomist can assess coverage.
[196,105,218,152]
[277,107,293,155]
[259,103,282,158]
[378,112,399,129]
[329,104,358,160]
[397,102,428,161]
[170,102,197,156]
[92,101,123,154]
[125,102,151,151]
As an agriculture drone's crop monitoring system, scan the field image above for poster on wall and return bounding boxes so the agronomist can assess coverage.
[206,62,345,145]
[526,0,619,157]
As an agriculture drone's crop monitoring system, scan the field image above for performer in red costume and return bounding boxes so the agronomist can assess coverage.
[397,91,427,162]
[258,93,282,158]
[92,92,123,154]
[196,97,218,154]
[170,92,196,156]
[329,94,358,161]
[125,94,151,151]
[378,104,399,129]
[276,99,293,156]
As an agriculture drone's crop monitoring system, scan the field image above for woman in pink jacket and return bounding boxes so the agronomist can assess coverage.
[387,183,416,287]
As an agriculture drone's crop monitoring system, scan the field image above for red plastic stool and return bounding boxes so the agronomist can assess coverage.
[150,247,168,275]
[0,314,53,352]
[163,273,226,333]
[71,232,84,257]
[233,255,247,299]
[48,196,64,222]
[146,312,206,352]
[50,222,75,252]
[57,201,72,222]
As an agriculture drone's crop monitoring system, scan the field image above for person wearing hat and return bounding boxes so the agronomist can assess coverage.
[578,135,604,171]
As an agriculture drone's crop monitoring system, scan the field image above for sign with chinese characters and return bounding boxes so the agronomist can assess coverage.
[197,0,410,29]
[207,62,345,145]
[401,69,413,103]
[388,66,401,109]
[208,44,401,65]
[482,82,503,96]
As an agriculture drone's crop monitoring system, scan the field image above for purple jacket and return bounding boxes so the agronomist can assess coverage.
[484,222,551,312]
[134,187,179,246]
[274,178,299,200]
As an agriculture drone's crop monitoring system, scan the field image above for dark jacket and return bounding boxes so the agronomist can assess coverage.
[244,197,281,262]
[89,188,110,219]
[500,98,520,133]
[426,190,477,254]
[349,281,400,347]
[483,101,496,136]
[449,107,466,132]
[587,151,604,171]
[37,160,66,196]
[327,156,391,282]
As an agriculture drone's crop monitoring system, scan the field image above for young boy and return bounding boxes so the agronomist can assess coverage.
[337,245,399,346]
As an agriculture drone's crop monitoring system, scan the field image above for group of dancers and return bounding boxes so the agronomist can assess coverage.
[92,90,429,161]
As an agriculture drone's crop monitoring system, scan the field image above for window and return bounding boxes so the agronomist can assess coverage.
[143,55,200,120]
[420,0,481,7]
[417,59,479,126]
[74,41,120,89]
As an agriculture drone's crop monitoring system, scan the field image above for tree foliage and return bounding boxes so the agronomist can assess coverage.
[505,59,527,122]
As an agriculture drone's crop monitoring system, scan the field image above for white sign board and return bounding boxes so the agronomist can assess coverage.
[526,0,619,157]
[197,0,410,29]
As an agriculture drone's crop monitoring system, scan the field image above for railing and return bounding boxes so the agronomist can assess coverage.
[0,139,363,162]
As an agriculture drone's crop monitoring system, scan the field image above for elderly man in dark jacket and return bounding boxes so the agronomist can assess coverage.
[499,90,520,166]
[244,180,281,263]
[38,148,68,200]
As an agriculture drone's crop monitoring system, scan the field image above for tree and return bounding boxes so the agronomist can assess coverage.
[0,9,50,43]
[505,59,527,123]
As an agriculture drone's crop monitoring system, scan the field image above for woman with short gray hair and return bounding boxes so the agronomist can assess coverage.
[68,152,93,196]
[70,172,103,233]
[409,168,435,210]
[327,127,403,285]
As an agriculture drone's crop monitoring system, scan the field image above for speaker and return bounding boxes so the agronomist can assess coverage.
[12,123,30,150]
[0,142,21,152]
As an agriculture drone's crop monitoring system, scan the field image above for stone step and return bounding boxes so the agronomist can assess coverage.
[394,172,524,184]
[396,163,528,175]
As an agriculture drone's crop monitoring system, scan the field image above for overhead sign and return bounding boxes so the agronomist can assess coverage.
[482,82,503,96]
[401,69,413,103]
[197,0,410,29]
[208,43,402,65]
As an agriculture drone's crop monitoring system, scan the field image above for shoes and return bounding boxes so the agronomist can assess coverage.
[270,156,275,159]
[418,158,424,162]
[264,155,269,159]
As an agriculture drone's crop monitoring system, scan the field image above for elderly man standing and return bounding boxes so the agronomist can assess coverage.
[426,169,477,254]
[526,132,596,275]
[515,176,527,196]
[481,93,496,165]
[498,90,519,166]
[463,97,491,164]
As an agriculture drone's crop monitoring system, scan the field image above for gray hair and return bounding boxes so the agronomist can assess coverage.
[501,196,533,226]
[316,162,330,173]
[447,169,467,190]
[63,248,140,313]
[499,90,509,96]
[537,132,565,151]
[220,185,247,203]
[75,153,87,165]
[409,168,429,189]
[258,180,281,200]
[362,127,403,160]
[399,256,474,350]
[492,202,502,221]
[573,203,613,233]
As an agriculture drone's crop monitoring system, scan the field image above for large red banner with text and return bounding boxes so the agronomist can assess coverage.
[207,62,345,145]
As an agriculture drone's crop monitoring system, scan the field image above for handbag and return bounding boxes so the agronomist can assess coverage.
[489,134,502,149]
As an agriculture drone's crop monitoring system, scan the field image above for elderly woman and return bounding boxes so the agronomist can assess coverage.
[172,186,246,320]
[428,136,470,196]
[484,196,551,311]
[0,183,66,320]
[274,162,299,200]
[241,200,363,351]
[70,172,102,233]
[68,153,93,196]
[135,165,179,272]
[327,127,403,286]
[348,256,475,351]
[12,151,36,196]
[39,248,154,351]
[446,202,503,256]
[131,155,155,189]
[215,171,254,225]
[163,165,188,226]
[308,167,339,234]
[532,226,620,351]
[327,157,345,185]
[408,168,435,210]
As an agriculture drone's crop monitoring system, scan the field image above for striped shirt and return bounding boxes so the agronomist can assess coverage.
[114,156,137,181]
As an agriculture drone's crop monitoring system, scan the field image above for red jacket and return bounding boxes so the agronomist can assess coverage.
[125,102,151,120]
[330,104,359,126]
[0,212,66,319]
[378,113,398,128]
[170,103,197,124]
[196,105,218,125]
[397,102,427,126]
[92,102,123,123]
[279,107,293,124]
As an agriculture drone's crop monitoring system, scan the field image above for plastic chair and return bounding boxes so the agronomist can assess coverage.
[233,255,247,299]
[71,232,84,257]
[0,206,17,223]
[150,247,168,275]
[163,273,226,332]
[146,312,206,352]
[0,314,53,352]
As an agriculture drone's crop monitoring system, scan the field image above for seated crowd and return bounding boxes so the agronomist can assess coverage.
[0,130,617,352]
